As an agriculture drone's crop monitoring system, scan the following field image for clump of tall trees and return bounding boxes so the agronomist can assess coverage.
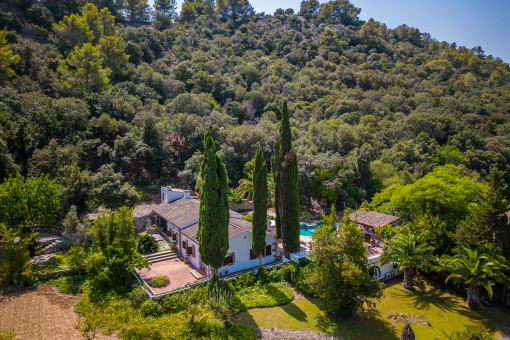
[272,100,300,256]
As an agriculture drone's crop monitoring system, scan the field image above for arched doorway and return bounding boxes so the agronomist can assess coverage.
[369,266,381,278]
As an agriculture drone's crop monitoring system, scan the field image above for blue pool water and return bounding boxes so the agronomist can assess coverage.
[300,222,322,236]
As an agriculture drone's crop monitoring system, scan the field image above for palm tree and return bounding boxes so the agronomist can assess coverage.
[235,176,254,201]
[381,232,434,290]
[439,247,508,309]
[388,313,432,340]
[235,171,275,204]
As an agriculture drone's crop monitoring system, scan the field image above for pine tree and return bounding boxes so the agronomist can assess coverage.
[0,27,20,84]
[252,145,268,267]
[198,128,230,277]
[280,100,300,254]
[126,0,150,26]
[155,0,177,17]
[58,43,111,95]
[179,1,197,23]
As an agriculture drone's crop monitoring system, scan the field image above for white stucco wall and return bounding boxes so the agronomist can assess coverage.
[218,231,276,276]
[177,231,277,275]
[368,255,395,280]
[180,234,201,269]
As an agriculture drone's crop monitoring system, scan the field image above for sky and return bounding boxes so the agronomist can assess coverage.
[159,0,510,63]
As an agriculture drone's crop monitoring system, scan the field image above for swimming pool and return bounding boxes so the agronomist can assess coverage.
[299,222,322,236]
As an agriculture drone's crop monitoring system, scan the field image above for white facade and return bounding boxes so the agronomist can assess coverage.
[219,231,276,276]
[160,186,186,203]
[179,230,277,276]
[180,234,201,269]
[367,254,396,281]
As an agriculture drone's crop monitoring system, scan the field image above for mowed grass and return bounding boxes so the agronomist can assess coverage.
[236,280,510,339]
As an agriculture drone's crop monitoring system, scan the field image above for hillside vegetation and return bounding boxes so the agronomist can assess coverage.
[0,0,509,215]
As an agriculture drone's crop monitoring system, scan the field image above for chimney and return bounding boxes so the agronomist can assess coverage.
[184,190,190,199]
[161,186,166,203]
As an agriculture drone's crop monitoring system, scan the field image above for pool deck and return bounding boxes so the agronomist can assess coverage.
[300,220,320,227]
[299,235,312,246]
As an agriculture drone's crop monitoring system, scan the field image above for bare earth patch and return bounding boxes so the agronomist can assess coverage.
[0,285,115,340]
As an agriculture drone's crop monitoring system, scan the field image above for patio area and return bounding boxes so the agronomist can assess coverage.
[136,257,207,294]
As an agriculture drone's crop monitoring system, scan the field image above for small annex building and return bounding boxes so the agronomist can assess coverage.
[350,210,401,281]
[152,186,277,276]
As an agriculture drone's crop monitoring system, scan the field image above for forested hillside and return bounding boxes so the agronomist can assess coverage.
[0,0,509,215]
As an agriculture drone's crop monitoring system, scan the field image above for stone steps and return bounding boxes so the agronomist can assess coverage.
[145,249,182,264]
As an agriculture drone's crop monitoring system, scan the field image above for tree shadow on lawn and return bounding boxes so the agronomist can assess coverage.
[385,280,510,335]
[305,296,398,340]
[264,283,295,306]
[388,281,459,313]
[281,300,307,322]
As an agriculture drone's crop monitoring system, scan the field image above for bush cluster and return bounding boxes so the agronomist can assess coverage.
[137,232,158,254]
[148,276,169,288]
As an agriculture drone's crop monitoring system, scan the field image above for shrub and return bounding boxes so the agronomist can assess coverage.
[65,245,88,273]
[137,232,158,254]
[128,286,148,307]
[254,266,268,283]
[0,329,15,340]
[160,285,208,314]
[119,324,163,340]
[49,274,87,294]
[225,272,257,291]
[235,281,293,309]
[209,285,238,323]
[149,276,169,288]
[140,299,162,317]
[0,225,32,286]
[294,263,318,297]
[448,326,495,340]
[241,214,253,222]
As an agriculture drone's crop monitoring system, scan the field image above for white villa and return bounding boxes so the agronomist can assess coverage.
[152,186,278,276]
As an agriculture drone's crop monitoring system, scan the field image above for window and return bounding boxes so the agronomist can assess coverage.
[182,240,187,250]
[186,246,192,256]
[251,245,272,259]
[369,266,381,278]
[192,245,196,258]
[223,253,235,266]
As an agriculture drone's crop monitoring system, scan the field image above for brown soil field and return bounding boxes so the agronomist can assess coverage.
[0,285,115,340]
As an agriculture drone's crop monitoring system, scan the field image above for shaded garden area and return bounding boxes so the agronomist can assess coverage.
[237,280,510,339]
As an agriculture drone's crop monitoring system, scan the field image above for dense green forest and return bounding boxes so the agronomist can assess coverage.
[0,0,509,216]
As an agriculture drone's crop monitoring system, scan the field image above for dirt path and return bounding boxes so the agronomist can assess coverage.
[0,285,114,340]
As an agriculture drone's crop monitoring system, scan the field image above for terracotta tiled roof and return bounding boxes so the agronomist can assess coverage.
[181,218,254,243]
[152,198,241,228]
[133,203,160,218]
[349,211,399,228]
[153,198,201,228]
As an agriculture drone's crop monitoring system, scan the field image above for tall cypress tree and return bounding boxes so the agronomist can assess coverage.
[198,128,230,277]
[252,145,268,267]
[271,140,282,255]
[279,100,300,254]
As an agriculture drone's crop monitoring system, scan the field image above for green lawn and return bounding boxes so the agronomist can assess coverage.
[236,280,510,339]
[31,252,68,273]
